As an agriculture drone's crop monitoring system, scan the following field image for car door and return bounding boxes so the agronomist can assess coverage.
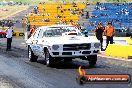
[37,28,52,57]
[36,29,45,56]
[31,29,41,55]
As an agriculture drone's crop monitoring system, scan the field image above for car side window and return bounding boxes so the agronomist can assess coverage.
[43,30,53,37]
[43,31,46,37]
[33,29,40,39]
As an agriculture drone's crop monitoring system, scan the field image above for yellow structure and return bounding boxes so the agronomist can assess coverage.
[125,37,132,45]
[24,3,86,26]
[13,32,24,37]
[105,39,132,59]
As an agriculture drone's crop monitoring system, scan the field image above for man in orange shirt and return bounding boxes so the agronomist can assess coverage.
[30,25,36,34]
[28,25,36,38]
[104,22,115,48]
[70,20,81,30]
[70,20,75,26]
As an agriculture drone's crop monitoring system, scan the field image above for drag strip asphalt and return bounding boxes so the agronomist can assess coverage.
[0,38,132,88]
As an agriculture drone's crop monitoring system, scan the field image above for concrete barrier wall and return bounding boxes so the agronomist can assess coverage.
[105,44,132,59]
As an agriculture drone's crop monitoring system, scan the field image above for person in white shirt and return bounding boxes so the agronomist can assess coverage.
[5,26,14,51]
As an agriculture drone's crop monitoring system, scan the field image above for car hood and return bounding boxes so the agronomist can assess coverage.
[43,36,99,45]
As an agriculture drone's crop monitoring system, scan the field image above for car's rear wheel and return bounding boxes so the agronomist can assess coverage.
[87,55,97,67]
[45,49,54,67]
[28,46,38,62]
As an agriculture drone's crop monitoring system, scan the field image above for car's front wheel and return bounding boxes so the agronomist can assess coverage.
[87,55,97,67]
[28,46,38,62]
[45,49,54,67]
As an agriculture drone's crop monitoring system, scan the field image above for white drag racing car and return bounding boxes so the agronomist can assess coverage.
[26,25,100,67]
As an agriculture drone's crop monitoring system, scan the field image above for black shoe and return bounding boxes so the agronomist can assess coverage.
[8,49,12,51]
[6,49,9,51]
[6,49,12,51]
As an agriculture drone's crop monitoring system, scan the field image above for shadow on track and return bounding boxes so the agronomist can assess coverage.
[37,59,109,69]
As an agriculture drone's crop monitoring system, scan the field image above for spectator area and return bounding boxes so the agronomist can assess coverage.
[24,2,86,26]
[87,3,132,31]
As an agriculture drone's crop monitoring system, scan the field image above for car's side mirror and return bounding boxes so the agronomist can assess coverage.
[84,31,88,34]
[83,31,88,37]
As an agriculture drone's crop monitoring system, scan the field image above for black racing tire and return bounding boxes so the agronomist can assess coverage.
[87,55,97,67]
[28,46,38,62]
[45,49,54,67]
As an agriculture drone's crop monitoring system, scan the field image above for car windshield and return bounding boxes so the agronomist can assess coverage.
[43,26,82,37]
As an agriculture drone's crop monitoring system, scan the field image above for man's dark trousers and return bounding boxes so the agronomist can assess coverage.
[106,36,113,48]
[6,38,12,50]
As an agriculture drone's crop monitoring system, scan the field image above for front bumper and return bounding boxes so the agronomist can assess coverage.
[50,50,99,57]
